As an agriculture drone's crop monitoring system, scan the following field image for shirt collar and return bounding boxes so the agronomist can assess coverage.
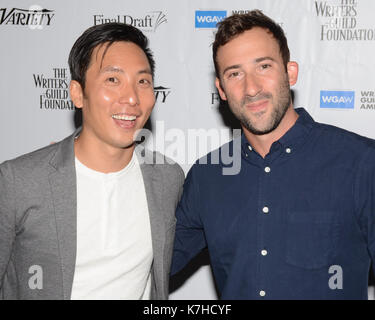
[241,107,315,155]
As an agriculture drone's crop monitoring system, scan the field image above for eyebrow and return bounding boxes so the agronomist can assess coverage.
[255,56,276,64]
[222,56,276,75]
[100,66,124,74]
[138,69,153,76]
[99,66,152,76]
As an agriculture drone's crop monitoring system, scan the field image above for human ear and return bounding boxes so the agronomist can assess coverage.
[69,80,84,109]
[287,61,299,86]
[215,77,227,101]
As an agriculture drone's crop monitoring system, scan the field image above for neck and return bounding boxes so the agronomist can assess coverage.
[74,129,135,173]
[243,106,298,158]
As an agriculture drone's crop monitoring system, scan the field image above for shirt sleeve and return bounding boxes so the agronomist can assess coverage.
[355,146,375,269]
[0,162,16,292]
[171,164,207,275]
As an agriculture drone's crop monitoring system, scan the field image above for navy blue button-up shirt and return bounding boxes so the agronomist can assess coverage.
[171,108,375,299]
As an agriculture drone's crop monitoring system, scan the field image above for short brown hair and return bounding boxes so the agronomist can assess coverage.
[212,10,290,77]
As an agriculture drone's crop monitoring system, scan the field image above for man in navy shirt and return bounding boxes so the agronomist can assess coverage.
[171,10,375,299]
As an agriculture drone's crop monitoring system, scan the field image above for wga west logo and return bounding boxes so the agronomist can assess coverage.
[195,10,227,28]
[0,6,54,28]
[320,90,355,109]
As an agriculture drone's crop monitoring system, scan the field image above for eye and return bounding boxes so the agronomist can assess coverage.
[260,63,271,70]
[106,77,119,84]
[227,71,241,79]
[139,78,152,87]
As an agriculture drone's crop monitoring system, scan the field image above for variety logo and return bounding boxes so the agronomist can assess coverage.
[0,6,55,28]
[195,10,227,28]
[320,90,355,109]
[154,86,171,103]
[94,11,167,32]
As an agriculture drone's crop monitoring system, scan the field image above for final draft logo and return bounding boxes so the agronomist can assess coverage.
[0,6,54,28]
[315,0,375,41]
[211,91,220,106]
[33,68,74,111]
[94,11,167,32]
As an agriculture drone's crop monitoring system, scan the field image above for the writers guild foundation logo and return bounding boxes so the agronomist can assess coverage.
[154,86,171,103]
[315,0,375,41]
[360,90,375,110]
[94,11,167,32]
[33,68,74,111]
[0,6,55,29]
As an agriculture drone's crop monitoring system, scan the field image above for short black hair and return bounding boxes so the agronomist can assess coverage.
[68,23,155,90]
[213,10,290,77]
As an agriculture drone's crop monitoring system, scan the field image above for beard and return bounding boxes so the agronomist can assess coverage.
[228,75,292,136]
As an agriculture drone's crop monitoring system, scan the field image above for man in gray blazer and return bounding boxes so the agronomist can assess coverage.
[0,23,184,300]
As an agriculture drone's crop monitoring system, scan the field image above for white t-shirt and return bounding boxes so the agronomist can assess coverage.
[71,153,153,300]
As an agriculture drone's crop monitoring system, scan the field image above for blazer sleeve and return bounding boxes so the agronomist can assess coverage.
[171,164,207,275]
[0,161,16,290]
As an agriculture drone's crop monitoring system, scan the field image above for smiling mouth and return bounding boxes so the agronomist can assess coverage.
[245,99,268,111]
[112,114,137,121]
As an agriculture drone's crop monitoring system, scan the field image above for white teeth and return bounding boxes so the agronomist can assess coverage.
[112,114,137,121]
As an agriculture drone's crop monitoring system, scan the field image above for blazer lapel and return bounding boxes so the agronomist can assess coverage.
[48,131,79,300]
[46,138,166,299]
[136,146,166,297]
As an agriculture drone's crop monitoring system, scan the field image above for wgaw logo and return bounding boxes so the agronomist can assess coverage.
[320,90,355,109]
[195,10,227,28]
[0,6,54,28]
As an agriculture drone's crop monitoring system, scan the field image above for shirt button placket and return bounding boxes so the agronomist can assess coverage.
[262,163,270,214]
[245,145,252,158]
[260,163,271,299]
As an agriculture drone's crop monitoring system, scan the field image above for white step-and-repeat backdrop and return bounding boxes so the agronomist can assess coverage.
[1,0,375,299]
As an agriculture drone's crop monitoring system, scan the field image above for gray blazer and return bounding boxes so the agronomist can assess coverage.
[0,130,184,300]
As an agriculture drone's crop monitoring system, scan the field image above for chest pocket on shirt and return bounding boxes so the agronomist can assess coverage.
[285,210,340,269]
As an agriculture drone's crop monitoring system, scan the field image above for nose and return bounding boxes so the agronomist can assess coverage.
[119,83,140,106]
[245,73,262,97]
